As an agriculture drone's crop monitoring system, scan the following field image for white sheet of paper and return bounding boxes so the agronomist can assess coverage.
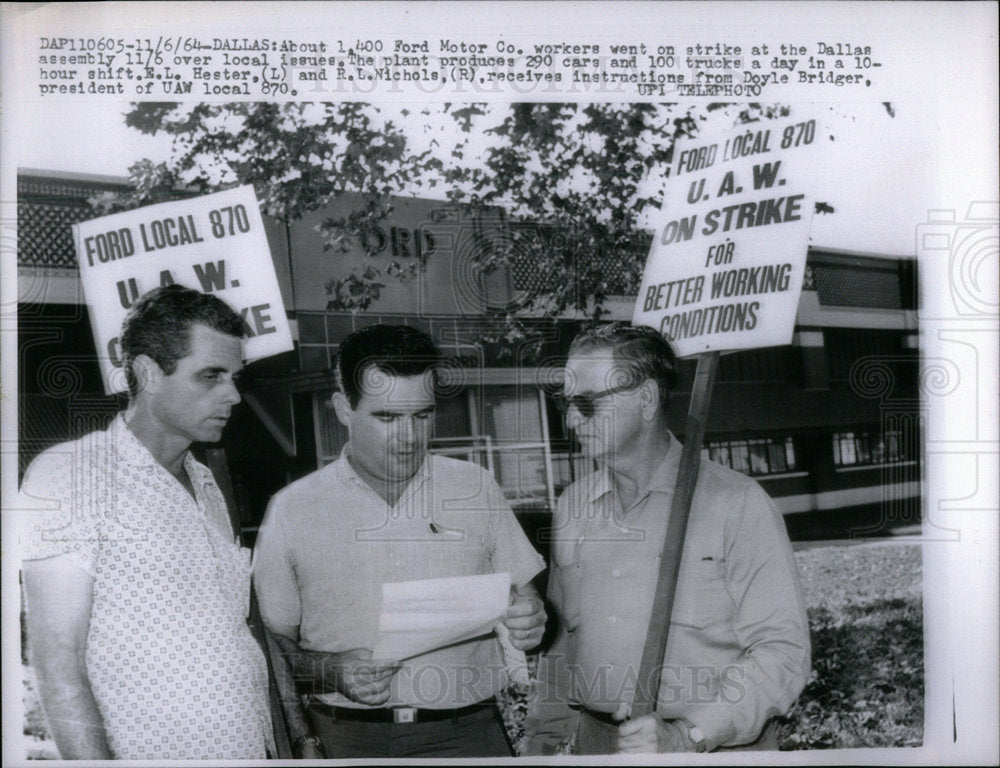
[372,572,511,662]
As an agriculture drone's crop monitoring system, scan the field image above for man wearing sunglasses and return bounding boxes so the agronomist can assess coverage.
[529,322,809,755]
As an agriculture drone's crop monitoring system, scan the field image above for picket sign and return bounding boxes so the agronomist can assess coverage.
[72,185,293,394]
[630,114,821,719]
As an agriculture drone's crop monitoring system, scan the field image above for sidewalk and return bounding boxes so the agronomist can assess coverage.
[792,524,923,551]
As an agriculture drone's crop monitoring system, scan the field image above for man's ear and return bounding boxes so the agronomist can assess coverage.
[132,354,162,396]
[639,380,661,422]
[331,391,353,428]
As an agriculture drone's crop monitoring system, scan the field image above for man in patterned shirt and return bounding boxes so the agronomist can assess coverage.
[253,324,547,758]
[20,286,277,759]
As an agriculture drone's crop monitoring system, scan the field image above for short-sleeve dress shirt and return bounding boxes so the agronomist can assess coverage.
[19,415,273,760]
[544,433,810,749]
[253,449,546,709]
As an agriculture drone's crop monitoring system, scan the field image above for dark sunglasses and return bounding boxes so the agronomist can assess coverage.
[554,382,642,419]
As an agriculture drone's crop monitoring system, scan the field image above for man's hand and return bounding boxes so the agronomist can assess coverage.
[292,736,325,759]
[503,584,546,651]
[617,716,696,753]
[300,648,400,705]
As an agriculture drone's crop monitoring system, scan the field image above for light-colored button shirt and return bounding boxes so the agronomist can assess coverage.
[253,449,546,708]
[19,415,273,760]
[538,433,810,750]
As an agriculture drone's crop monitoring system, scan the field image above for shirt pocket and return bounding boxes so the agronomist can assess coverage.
[413,531,488,577]
[670,557,732,630]
[455,536,489,573]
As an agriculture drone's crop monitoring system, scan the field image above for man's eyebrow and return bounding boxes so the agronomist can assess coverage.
[197,366,236,376]
[371,405,436,417]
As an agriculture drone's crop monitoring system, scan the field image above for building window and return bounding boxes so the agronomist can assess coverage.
[451,385,555,512]
[701,436,797,476]
[811,254,904,309]
[715,346,798,383]
[824,328,908,381]
[832,429,912,467]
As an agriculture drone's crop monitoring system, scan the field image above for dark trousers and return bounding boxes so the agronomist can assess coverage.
[575,708,620,755]
[307,701,514,758]
[574,708,780,755]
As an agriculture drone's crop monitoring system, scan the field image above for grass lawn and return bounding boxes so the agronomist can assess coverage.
[502,540,923,754]
[21,542,922,758]
[777,541,923,749]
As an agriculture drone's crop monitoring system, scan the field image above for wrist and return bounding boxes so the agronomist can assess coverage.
[677,718,707,752]
[292,733,323,756]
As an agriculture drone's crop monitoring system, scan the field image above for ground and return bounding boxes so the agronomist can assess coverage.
[20,541,922,758]
[499,540,923,754]
[777,541,923,749]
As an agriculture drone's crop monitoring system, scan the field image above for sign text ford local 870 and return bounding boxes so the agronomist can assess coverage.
[73,186,293,394]
[633,115,822,357]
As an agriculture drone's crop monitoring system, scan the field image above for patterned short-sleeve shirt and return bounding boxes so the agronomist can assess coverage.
[19,415,273,760]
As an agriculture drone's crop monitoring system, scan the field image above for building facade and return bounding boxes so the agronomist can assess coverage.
[17,169,921,542]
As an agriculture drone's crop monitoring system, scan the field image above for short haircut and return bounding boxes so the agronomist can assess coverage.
[120,285,245,397]
[568,322,679,412]
[335,324,440,407]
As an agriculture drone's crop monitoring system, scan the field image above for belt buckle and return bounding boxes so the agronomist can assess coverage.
[393,707,417,724]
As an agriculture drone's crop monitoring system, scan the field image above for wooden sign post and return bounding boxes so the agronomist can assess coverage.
[205,447,293,759]
[631,351,719,717]
[628,112,822,720]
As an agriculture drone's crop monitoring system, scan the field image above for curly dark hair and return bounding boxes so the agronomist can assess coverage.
[120,285,244,397]
[335,324,440,407]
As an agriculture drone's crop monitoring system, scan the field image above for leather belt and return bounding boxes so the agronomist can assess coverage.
[309,697,496,724]
[581,706,622,727]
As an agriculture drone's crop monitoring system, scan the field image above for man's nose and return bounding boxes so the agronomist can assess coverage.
[565,402,585,430]
[222,378,241,407]
[397,416,416,442]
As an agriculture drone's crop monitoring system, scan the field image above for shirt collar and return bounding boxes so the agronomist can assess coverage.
[647,431,683,494]
[587,431,682,503]
[183,452,218,491]
[111,413,160,467]
[110,413,215,491]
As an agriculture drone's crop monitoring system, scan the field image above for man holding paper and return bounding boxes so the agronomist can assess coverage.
[528,323,810,755]
[253,324,546,758]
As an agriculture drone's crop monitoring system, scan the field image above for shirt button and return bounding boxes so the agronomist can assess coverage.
[395,560,402,567]
[612,569,621,577]
[608,616,617,624]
